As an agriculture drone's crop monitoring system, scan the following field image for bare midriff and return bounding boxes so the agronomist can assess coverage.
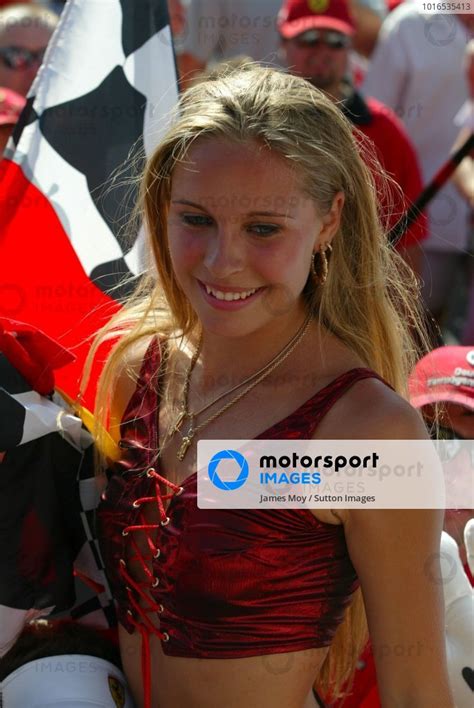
[119,625,327,708]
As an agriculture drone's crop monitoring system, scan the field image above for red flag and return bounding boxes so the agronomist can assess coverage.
[0,0,179,404]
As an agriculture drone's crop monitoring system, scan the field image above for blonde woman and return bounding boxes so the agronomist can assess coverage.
[88,67,453,708]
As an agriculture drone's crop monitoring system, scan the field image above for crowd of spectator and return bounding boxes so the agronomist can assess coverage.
[0,0,471,342]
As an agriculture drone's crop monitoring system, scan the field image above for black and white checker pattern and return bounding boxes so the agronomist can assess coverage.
[68,444,116,630]
[0,354,87,449]
[0,356,116,655]
[9,0,179,298]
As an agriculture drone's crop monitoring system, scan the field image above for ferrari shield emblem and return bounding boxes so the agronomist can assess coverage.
[308,0,330,12]
[108,675,125,707]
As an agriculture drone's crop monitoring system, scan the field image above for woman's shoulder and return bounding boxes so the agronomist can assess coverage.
[313,373,429,441]
[351,376,427,434]
[310,331,427,439]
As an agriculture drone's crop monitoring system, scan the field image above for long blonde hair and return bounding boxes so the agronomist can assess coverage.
[84,65,429,700]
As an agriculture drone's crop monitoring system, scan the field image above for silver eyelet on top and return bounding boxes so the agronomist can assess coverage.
[119,558,126,566]
[122,529,129,537]
[154,548,161,559]
[161,517,170,526]
[146,468,156,478]
[175,486,184,496]
[151,578,160,588]
[162,632,170,642]
[132,500,141,508]
[158,604,164,613]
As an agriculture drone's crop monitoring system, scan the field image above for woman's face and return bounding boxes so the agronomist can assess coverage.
[167,138,343,338]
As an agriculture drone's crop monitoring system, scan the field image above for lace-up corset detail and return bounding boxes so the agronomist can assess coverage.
[118,468,183,639]
[97,338,384,707]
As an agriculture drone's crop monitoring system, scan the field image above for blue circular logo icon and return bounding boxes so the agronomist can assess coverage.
[208,449,249,491]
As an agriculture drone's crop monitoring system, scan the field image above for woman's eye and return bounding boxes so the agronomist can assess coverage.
[181,214,213,227]
[248,223,280,236]
[179,215,280,236]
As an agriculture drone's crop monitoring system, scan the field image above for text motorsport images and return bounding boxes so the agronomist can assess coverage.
[196,440,465,510]
[206,448,380,504]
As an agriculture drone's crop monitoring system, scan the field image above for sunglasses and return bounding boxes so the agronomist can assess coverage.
[294,30,350,50]
[0,46,46,70]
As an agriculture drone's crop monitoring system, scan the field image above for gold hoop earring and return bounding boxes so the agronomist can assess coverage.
[311,243,332,285]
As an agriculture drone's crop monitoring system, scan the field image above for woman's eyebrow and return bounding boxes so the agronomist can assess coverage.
[171,199,207,209]
[247,210,295,219]
[171,200,295,219]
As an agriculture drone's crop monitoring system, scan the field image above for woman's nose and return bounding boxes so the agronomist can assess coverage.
[203,231,245,278]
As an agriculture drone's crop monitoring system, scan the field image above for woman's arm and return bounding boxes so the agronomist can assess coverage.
[345,507,452,706]
[337,395,454,707]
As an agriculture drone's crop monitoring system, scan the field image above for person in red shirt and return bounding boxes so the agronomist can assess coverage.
[278,0,427,277]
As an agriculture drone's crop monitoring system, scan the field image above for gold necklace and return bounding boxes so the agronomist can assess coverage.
[170,312,312,438]
[170,313,312,461]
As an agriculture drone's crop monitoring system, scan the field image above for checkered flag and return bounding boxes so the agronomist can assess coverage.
[0,326,116,655]
[0,0,179,400]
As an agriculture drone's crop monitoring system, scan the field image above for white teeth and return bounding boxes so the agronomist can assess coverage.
[205,285,257,301]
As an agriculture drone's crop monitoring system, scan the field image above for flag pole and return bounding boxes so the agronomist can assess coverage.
[389,132,474,246]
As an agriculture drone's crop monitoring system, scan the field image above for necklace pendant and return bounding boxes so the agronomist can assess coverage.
[172,409,186,434]
[177,432,193,461]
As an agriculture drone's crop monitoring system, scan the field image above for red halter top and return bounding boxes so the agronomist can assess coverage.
[97,338,381,707]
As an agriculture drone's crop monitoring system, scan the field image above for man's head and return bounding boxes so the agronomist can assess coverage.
[278,0,355,98]
[410,347,474,564]
[409,346,474,439]
[0,3,58,97]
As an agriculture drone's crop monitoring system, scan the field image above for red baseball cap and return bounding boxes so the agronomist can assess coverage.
[278,0,356,38]
[409,347,474,411]
[386,0,404,12]
[0,87,25,127]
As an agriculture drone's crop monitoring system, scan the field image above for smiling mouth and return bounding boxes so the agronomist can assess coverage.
[201,282,263,301]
